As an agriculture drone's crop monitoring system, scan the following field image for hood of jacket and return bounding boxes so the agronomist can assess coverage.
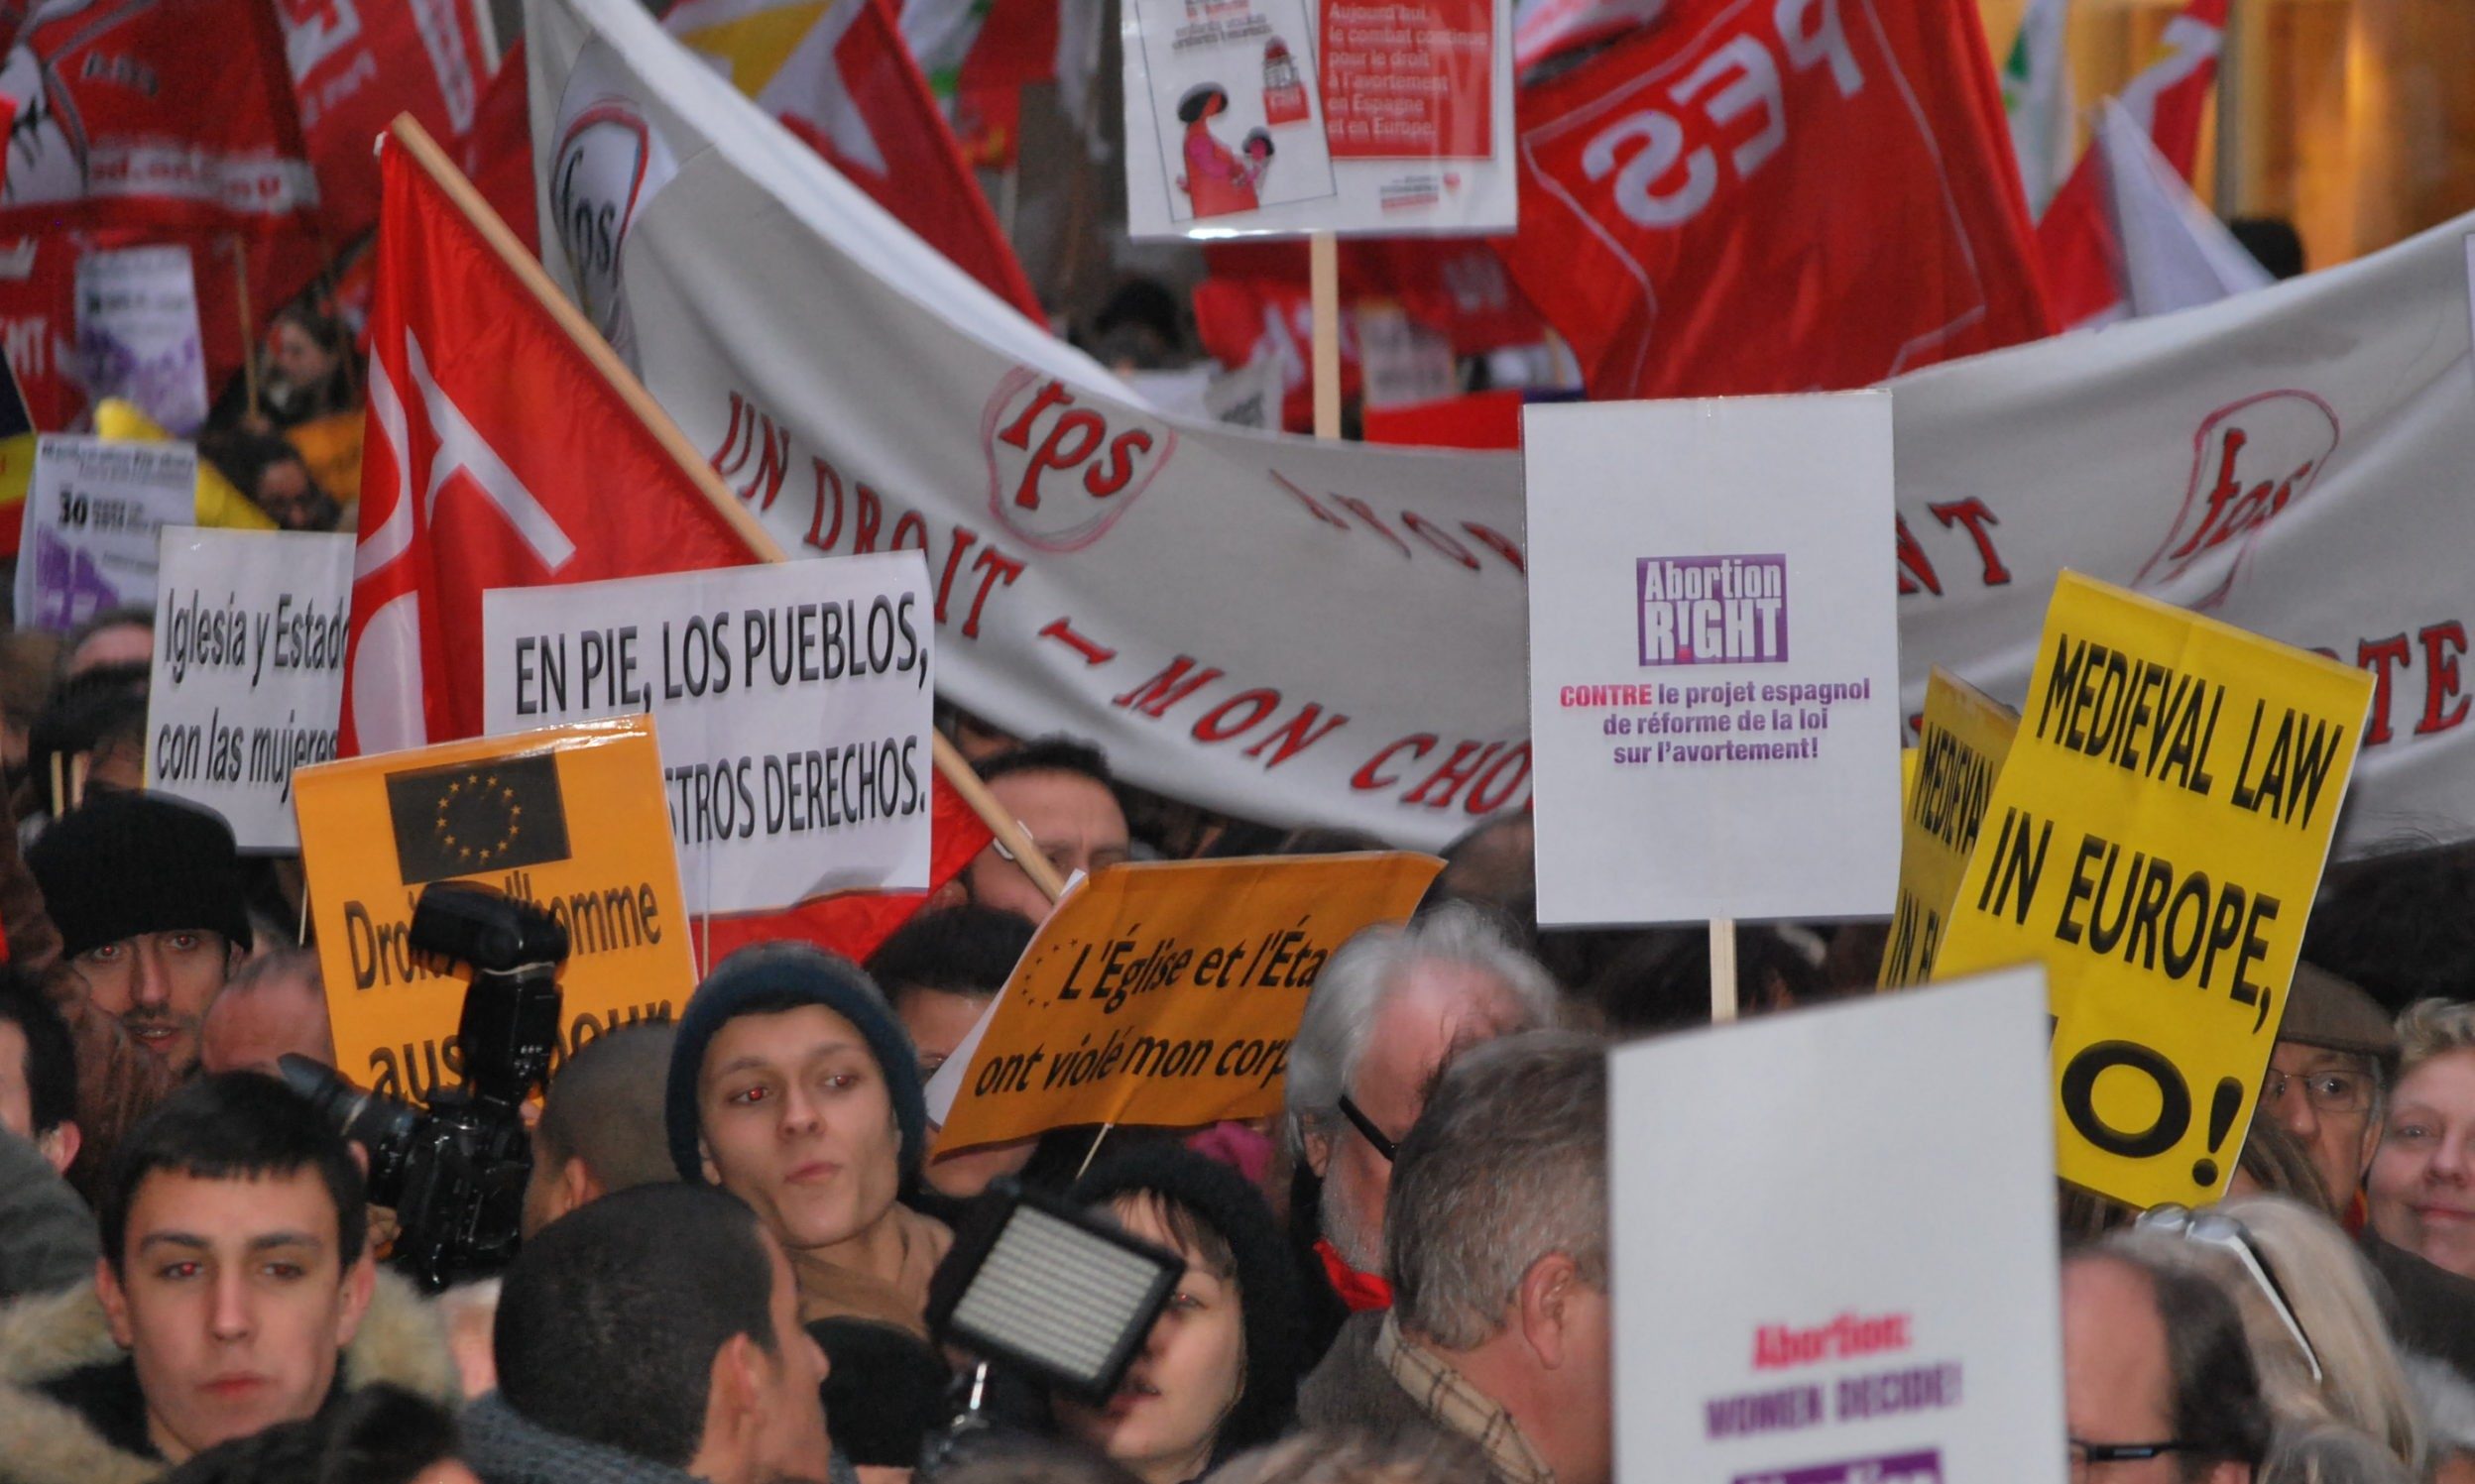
[0,1268,457,1484]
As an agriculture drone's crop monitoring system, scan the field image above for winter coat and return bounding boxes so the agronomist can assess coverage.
[0,1131,95,1303]
[0,1268,458,1484]
[462,1393,868,1484]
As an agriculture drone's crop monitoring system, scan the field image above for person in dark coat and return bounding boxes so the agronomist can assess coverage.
[1056,1145,1306,1484]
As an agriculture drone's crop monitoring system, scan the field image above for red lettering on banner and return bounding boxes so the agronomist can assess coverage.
[890,512,930,552]
[803,459,847,552]
[710,396,792,511]
[1462,521,1525,573]
[960,548,1022,638]
[1404,741,1504,808]
[1038,617,1119,665]
[1894,514,1940,597]
[1330,494,1412,560]
[2356,633,2412,746]
[1400,510,1480,570]
[933,525,979,621]
[1195,689,1282,743]
[855,484,884,551]
[1115,656,1227,720]
[1929,499,2011,586]
[1354,735,1438,790]
[982,370,1174,551]
[1243,705,1352,769]
[2140,391,2339,610]
[2416,622,2470,737]
[1269,469,1351,530]
[1465,742,1532,814]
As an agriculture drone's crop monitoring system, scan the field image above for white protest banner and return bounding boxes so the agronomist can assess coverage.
[1119,0,1515,238]
[1611,967,2064,1484]
[15,435,197,632]
[481,553,936,914]
[75,245,209,436]
[528,0,2475,854]
[1523,396,1902,925]
[147,529,353,850]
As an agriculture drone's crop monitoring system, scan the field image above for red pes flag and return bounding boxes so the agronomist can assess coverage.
[2036,0,2226,329]
[458,40,536,256]
[1500,0,2051,400]
[663,0,1043,322]
[282,0,492,243]
[347,121,988,957]
[0,0,319,233]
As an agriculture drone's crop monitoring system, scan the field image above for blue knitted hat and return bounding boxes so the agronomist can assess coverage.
[664,943,927,1184]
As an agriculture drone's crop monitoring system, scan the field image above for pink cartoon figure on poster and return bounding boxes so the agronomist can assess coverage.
[1240,129,1275,191]
[1261,39,1308,126]
[1174,83,1259,218]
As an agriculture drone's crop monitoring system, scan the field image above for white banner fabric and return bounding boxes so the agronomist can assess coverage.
[529,0,2475,856]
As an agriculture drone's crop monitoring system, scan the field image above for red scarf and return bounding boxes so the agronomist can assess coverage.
[1316,1238,1393,1312]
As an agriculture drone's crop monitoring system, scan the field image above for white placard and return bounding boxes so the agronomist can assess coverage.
[1522,396,1903,925]
[75,245,209,436]
[15,435,198,633]
[480,553,936,915]
[1610,968,2065,1484]
[147,530,354,851]
[1120,0,1516,238]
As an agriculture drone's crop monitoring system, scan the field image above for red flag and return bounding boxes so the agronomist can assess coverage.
[1499,0,2050,400]
[347,123,986,960]
[1194,239,1547,432]
[663,0,1044,322]
[457,40,536,256]
[282,0,493,243]
[2035,0,2226,329]
[0,0,319,234]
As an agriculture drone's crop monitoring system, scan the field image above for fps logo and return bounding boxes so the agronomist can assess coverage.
[981,368,1176,552]
[549,52,678,369]
[1637,554,1789,666]
[2137,391,2340,611]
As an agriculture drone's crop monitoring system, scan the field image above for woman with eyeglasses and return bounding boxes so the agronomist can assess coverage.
[2368,1000,2475,1286]
[2122,1197,2434,1478]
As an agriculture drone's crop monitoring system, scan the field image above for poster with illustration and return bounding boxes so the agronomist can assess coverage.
[1122,0,1515,238]
[1128,0,1339,230]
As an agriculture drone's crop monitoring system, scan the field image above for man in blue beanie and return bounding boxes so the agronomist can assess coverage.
[666,943,951,1336]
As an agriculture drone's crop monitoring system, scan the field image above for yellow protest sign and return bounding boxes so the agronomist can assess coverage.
[1880,669,2017,987]
[1935,573,2373,1209]
[294,715,697,1100]
[935,854,1443,1153]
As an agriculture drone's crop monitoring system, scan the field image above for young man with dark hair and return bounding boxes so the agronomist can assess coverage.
[518,1022,680,1240]
[865,904,1038,1199]
[0,1073,455,1478]
[938,736,1130,924]
[28,791,254,1077]
[466,1183,832,1484]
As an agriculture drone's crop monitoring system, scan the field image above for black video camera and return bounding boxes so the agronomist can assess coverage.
[283,881,569,1292]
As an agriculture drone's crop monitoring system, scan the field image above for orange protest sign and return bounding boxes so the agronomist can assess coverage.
[294,715,697,1100]
[935,854,1443,1153]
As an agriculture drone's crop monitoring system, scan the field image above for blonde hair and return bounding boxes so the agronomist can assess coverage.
[2119,1197,2426,1476]
[2395,998,2475,1079]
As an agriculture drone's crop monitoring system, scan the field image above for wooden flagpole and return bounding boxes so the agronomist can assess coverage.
[1709,918,1738,1023]
[384,114,1066,906]
[1309,231,1341,439]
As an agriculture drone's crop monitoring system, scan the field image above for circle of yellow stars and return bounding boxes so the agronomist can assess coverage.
[433,773,526,869]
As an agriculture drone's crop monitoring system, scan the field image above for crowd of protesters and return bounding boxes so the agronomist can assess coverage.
[0,670,2471,1484]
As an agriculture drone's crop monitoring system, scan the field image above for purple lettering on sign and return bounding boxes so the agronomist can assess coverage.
[1730,1449,1944,1484]
[1637,554,1790,667]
